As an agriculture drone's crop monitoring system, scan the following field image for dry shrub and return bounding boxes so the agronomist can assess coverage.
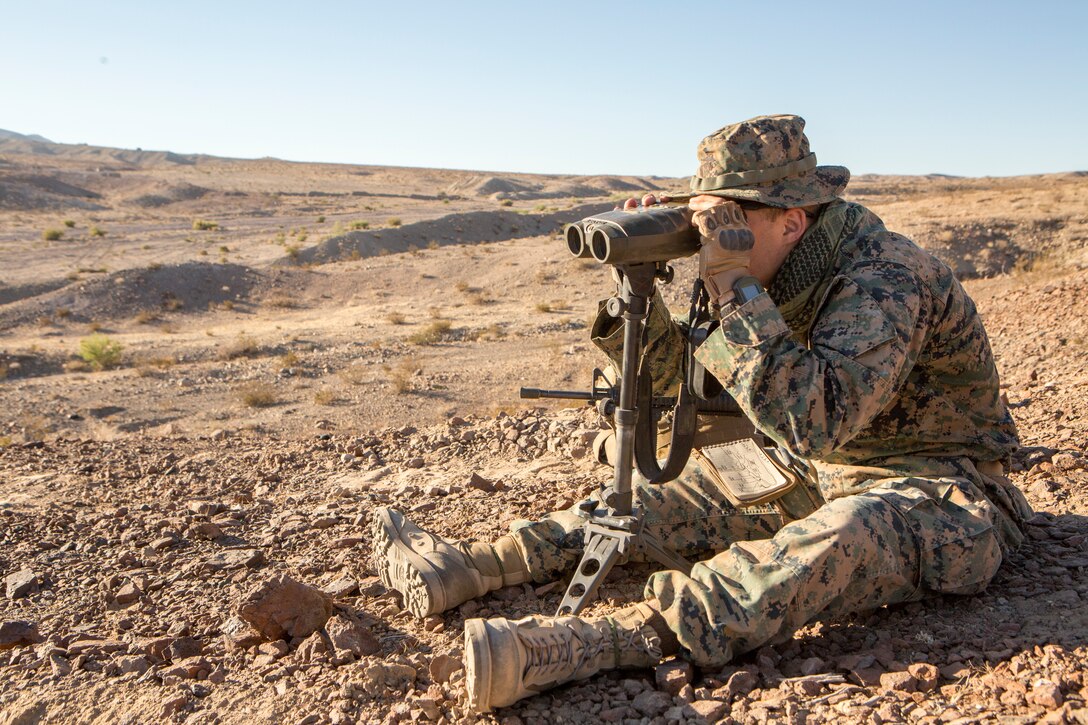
[386,312,407,325]
[279,351,300,369]
[43,228,64,241]
[264,294,298,309]
[134,309,159,325]
[339,363,369,386]
[313,388,340,405]
[79,335,123,371]
[192,219,218,231]
[407,320,452,345]
[220,334,259,360]
[385,358,421,394]
[236,382,278,407]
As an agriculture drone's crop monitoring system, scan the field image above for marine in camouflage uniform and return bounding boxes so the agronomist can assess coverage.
[373,115,1034,710]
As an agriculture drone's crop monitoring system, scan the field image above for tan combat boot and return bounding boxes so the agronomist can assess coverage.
[371,507,528,618]
[464,602,666,712]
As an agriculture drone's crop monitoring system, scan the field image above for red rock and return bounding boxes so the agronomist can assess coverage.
[114,582,142,605]
[325,613,380,661]
[467,472,496,493]
[0,620,43,650]
[880,671,917,692]
[689,699,729,721]
[221,616,264,649]
[4,569,39,600]
[908,662,940,692]
[655,659,694,696]
[1032,680,1064,709]
[429,653,462,684]
[237,574,333,640]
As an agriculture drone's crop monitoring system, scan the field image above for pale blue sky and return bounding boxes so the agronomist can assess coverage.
[2,1,1085,177]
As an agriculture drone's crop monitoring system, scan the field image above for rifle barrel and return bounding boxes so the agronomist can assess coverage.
[520,387,596,401]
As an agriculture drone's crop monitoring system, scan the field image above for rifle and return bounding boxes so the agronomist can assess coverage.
[520,204,743,615]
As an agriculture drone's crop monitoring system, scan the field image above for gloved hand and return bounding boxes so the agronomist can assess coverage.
[692,201,755,304]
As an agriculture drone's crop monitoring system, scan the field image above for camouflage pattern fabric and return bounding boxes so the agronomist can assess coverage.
[508,457,803,584]
[499,195,1035,669]
[646,467,1008,667]
[684,115,851,208]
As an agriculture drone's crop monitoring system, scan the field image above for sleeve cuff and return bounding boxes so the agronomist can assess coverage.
[695,292,790,379]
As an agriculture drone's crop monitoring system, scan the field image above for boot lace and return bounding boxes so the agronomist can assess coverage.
[521,623,606,683]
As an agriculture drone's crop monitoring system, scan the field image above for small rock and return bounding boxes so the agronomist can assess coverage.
[257,640,290,658]
[162,694,188,717]
[203,549,266,572]
[467,473,496,493]
[49,652,72,677]
[116,654,150,675]
[323,577,359,598]
[880,670,917,692]
[295,631,329,664]
[325,613,381,662]
[221,616,264,649]
[331,537,364,549]
[4,569,39,600]
[689,699,729,721]
[1032,680,1064,709]
[1048,589,1081,606]
[655,659,694,696]
[114,582,142,605]
[237,574,334,640]
[406,457,425,469]
[361,662,417,697]
[188,522,223,540]
[150,535,178,551]
[429,653,462,684]
[413,697,441,720]
[908,662,939,692]
[631,689,671,717]
[167,637,203,661]
[800,656,826,676]
[717,668,759,699]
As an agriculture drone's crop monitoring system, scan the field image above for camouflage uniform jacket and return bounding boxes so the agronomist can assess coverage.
[592,200,1021,509]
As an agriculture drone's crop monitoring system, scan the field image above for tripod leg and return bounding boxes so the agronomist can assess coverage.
[555,527,630,615]
[638,529,693,575]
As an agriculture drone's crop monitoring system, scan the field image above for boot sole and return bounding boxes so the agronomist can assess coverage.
[464,618,492,712]
[371,508,445,617]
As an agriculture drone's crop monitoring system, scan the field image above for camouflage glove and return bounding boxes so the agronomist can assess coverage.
[692,201,755,304]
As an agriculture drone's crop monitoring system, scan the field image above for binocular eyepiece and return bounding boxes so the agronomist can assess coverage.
[565,205,699,265]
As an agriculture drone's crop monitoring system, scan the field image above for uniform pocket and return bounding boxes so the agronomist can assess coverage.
[876,479,1002,596]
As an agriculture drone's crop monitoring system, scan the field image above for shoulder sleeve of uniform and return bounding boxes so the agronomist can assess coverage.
[695,262,932,459]
[590,290,685,394]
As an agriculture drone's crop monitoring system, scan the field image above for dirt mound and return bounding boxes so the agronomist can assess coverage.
[127,182,211,208]
[0,174,104,211]
[583,175,661,192]
[296,203,611,264]
[464,175,538,198]
[0,263,262,330]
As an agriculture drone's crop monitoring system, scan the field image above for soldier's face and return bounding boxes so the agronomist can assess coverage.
[689,195,795,284]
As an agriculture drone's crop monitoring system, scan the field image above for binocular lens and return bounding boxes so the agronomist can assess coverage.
[566,224,587,257]
[590,229,611,263]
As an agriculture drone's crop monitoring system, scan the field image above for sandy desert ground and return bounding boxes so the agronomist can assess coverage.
[1,131,1087,724]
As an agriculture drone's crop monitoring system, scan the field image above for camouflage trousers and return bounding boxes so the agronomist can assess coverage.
[508,458,1019,668]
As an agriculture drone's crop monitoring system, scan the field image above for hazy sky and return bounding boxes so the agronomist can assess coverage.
[3,1,1086,177]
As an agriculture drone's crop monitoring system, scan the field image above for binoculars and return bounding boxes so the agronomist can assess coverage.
[564,205,699,265]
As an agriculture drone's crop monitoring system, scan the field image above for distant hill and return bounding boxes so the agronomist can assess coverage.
[0,128,53,143]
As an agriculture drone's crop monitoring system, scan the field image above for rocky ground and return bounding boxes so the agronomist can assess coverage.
[1,137,1087,723]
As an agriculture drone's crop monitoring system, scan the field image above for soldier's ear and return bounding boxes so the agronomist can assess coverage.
[781,208,809,245]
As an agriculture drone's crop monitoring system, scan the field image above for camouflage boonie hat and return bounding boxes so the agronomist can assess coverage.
[685,114,849,208]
